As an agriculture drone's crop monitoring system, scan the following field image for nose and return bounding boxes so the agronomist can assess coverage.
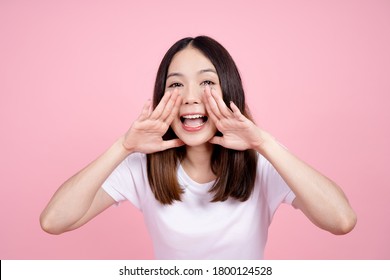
[181,84,203,105]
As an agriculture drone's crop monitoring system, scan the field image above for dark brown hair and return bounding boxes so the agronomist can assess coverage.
[147,36,258,204]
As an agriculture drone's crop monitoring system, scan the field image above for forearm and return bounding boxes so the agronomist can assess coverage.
[257,132,357,234]
[40,137,131,233]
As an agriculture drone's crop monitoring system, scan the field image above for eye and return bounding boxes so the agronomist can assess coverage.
[201,80,215,86]
[168,82,183,88]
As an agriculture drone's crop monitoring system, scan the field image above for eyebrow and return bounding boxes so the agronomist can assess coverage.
[199,68,217,74]
[166,68,217,79]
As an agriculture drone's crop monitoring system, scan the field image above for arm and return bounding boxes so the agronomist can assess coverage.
[40,138,129,234]
[203,86,357,235]
[258,132,357,235]
[40,90,183,234]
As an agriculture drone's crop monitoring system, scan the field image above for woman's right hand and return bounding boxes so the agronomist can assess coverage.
[122,89,184,154]
[40,90,183,235]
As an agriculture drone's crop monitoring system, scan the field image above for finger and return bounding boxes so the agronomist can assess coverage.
[203,89,220,124]
[210,87,233,118]
[138,99,152,121]
[160,88,180,121]
[149,90,175,120]
[229,101,246,122]
[208,136,225,147]
[164,93,182,125]
[204,86,223,120]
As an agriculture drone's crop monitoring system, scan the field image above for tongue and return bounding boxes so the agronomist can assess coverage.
[184,118,204,127]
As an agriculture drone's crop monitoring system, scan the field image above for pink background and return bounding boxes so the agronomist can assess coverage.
[1,0,389,259]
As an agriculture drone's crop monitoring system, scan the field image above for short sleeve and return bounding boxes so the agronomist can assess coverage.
[102,153,148,211]
[257,154,296,219]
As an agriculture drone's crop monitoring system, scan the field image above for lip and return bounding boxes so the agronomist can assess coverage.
[180,112,207,117]
[181,122,206,132]
[180,112,208,132]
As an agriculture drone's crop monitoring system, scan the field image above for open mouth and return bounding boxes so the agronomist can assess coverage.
[180,114,208,128]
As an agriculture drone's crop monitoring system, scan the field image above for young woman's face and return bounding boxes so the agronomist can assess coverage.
[166,47,221,147]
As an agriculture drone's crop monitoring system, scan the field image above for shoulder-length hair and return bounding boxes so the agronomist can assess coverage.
[147,36,258,205]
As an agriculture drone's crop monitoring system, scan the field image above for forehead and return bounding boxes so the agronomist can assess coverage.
[167,47,216,74]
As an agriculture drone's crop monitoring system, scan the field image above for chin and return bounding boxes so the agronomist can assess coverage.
[178,134,214,147]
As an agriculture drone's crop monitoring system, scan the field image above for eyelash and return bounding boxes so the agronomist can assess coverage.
[168,80,215,88]
[168,82,183,88]
[201,80,215,86]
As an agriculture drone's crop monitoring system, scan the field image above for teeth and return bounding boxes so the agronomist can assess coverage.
[182,114,204,119]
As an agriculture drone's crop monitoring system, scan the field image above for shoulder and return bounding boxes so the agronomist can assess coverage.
[124,152,146,164]
[255,151,288,192]
[111,152,148,181]
[256,152,272,174]
[122,152,147,171]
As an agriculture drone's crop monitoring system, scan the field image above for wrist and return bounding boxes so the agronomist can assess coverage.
[254,130,279,156]
[115,135,134,157]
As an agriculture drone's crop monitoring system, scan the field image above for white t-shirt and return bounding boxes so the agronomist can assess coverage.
[102,152,295,259]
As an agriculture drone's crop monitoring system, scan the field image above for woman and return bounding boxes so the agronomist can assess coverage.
[40,36,356,259]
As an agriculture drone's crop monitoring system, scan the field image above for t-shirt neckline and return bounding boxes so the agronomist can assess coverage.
[177,164,216,195]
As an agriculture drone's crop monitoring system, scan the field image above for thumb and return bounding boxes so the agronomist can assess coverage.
[209,136,224,147]
[161,139,185,151]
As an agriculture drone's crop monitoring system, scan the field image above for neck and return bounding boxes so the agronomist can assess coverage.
[181,143,216,183]
[184,143,213,166]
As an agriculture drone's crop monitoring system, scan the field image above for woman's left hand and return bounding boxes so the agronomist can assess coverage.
[203,85,265,151]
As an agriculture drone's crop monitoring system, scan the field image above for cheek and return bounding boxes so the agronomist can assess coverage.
[171,118,181,133]
[209,121,218,136]
[210,85,223,97]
